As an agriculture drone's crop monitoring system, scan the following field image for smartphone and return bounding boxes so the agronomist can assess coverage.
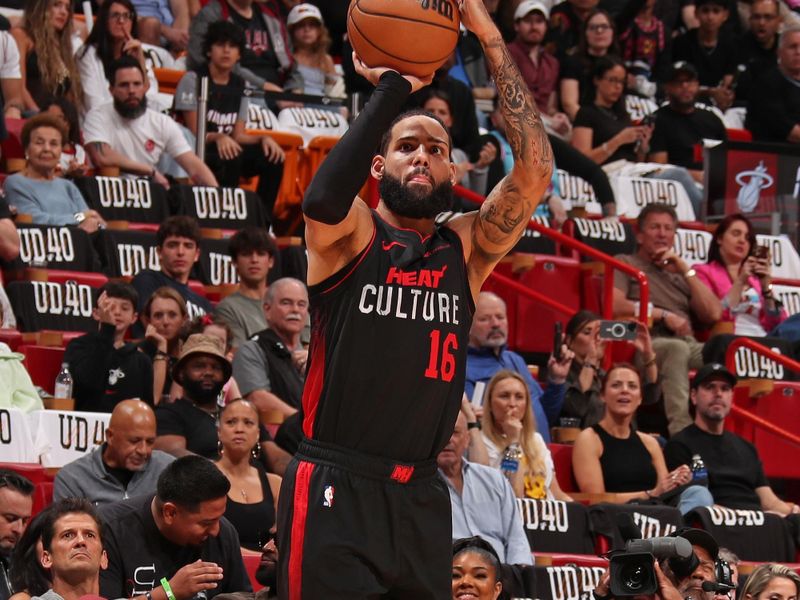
[553,322,563,361]
[598,320,638,341]
[753,245,770,260]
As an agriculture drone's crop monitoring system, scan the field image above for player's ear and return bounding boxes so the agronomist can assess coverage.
[371,155,385,180]
[449,160,457,186]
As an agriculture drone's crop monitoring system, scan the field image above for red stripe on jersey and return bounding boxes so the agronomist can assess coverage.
[301,335,325,438]
[288,460,315,600]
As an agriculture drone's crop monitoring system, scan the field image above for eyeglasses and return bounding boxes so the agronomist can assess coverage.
[588,23,612,32]
[601,76,626,85]
[109,11,132,22]
[750,13,777,20]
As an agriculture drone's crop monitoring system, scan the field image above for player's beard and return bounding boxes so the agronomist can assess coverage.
[114,94,148,119]
[379,172,454,219]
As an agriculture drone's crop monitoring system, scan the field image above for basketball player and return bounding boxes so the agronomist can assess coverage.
[277,1,554,598]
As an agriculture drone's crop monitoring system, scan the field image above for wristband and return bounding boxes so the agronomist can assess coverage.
[467,421,481,430]
[160,578,176,600]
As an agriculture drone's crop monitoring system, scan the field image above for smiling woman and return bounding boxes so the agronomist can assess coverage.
[451,537,503,600]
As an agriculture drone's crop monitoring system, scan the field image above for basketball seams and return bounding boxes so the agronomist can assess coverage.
[348,15,454,66]
[352,4,459,33]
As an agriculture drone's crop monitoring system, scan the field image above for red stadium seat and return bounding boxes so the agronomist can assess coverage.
[32,481,54,516]
[0,462,51,482]
[0,329,24,351]
[548,443,578,493]
[20,344,66,394]
[26,269,109,289]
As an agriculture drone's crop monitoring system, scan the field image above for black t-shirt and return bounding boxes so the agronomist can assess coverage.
[649,104,727,170]
[560,53,602,108]
[103,455,136,489]
[229,8,281,86]
[671,29,737,88]
[734,31,778,105]
[98,494,251,599]
[745,66,800,143]
[131,269,213,336]
[156,399,271,459]
[574,104,636,164]
[664,424,768,510]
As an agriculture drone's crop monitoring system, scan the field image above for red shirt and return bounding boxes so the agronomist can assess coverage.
[507,39,560,112]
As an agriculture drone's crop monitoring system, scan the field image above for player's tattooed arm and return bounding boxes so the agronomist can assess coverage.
[458,0,552,267]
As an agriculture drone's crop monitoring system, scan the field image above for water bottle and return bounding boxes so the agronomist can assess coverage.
[54,362,74,399]
[501,443,522,478]
[690,454,708,487]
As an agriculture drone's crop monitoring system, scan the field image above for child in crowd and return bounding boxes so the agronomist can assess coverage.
[287,3,345,100]
[64,282,154,413]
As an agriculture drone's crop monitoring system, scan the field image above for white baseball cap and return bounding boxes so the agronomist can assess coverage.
[514,0,550,20]
[287,3,323,27]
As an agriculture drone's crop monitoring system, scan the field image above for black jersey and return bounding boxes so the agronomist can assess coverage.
[301,212,474,463]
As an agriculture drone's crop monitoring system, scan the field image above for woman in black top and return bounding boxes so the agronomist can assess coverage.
[214,399,280,552]
[571,364,690,501]
[571,56,652,165]
[560,10,620,121]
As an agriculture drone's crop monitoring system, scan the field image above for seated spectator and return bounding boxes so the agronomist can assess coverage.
[741,564,800,600]
[745,27,800,144]
[423,91,496,196]
[75,0,164,114]
[693,213,786,336]
[0,470,33,600]
[466,291,574,444]
[481,370,573,501]
[0,177,19,263]
[508,1,572,140]
[174,20,284,217]
[53,399,174,504]
[287,4,345,100]
[648,61,728,197]
[671,0,737,111]
[0,30,24,120]
[32,499,107,600]
[214,227,276,347]
[562,310,659,429]
[83,56,218,187]
[131,216,213,330]
[549,0,601,59]
[64,283,154,412]
[11,0,82,113]
[618,0,669,98]
[40,98,89,178]
[439,412,533,566]
[187,0,303,99]
[172,315,241,403]
[451,537,505,600]
[559,9,619,121]
[665,363,800,515]
[132,0,189,53]
[572,363,712,514]
[232,277,307,453]
[140,287,188,401]
[8,508,50,600]
[214,399,280,552]
[3,114,106,232]
[734,0,780,107]
[154,333,230,459]
[613,204,722,434]
[97,455,252,600]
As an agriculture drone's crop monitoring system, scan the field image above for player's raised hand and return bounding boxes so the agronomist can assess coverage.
[457,0,496,40]
[352,52,433,92]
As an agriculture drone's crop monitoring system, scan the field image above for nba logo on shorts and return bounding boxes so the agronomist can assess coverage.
[323,485,335,508]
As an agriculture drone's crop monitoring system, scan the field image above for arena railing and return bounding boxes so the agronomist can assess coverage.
[452,185,651,325]
[724,337,800,449]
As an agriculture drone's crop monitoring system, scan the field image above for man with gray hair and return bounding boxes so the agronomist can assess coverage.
[746,26,800,142]
[232,277,308,452]
[465,291,573,442]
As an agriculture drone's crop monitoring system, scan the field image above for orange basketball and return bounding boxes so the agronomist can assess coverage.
[347,0,461,79]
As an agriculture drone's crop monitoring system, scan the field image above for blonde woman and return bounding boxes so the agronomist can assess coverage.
[481,370,572,501]
[12,0,82,113]
[741,564,800,600]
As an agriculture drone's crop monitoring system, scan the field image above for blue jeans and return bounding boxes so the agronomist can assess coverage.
[677,485,715,515]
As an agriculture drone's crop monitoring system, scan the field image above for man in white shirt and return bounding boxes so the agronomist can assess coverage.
[84,55,217,189]
[0,31,23,120]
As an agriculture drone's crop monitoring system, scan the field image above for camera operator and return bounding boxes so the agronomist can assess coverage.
[661,529,719,600]
[593,559,684,600]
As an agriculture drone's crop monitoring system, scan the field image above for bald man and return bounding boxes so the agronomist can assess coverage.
[54,400,175,504]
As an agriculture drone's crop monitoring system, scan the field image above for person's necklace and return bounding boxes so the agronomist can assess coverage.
[240,488,248,501]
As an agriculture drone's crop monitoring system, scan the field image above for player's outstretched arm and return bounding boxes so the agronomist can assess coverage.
[302,58,432,284]
[453,0,553,290]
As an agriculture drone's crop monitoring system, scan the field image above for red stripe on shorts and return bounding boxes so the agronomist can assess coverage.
[288,460,315,600]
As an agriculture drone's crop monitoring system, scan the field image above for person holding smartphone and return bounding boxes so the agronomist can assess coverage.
[693,213,786,337]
